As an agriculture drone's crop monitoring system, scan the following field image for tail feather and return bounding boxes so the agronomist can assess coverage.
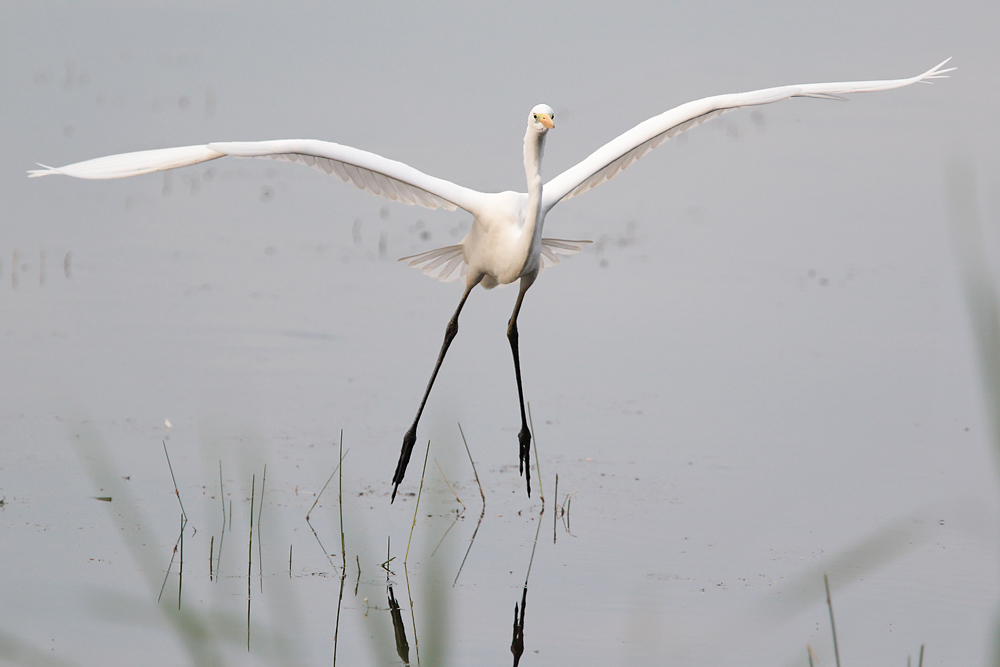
[399,244,467,283]
[399,237,591,283]
[538,238,592,271]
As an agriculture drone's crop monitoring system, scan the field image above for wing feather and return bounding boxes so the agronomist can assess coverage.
[214,140,488,213]
[373,172,398,200]
[27,145,226,180]
[541,58,953,213]
[30,138,486,216]
[360,166,383,195]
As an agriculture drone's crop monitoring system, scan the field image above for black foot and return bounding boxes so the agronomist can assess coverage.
[518,426,531,497]
[392,426,417,503]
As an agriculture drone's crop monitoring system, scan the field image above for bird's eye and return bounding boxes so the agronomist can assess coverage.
[533,114,538,121]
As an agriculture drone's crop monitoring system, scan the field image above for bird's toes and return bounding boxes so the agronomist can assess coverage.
[393,426,418,487]
[517,427,531,474]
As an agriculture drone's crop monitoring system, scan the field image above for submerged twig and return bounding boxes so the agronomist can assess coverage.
[157,514,186,604]
[248,474,255,651]
[216,462,226,581]
[333,562,347,666]
[435,459,465,511]
[381,536,395,580]
[162,441,187,523]
[305,447,348,570]
[559,491,577,537]
[219,461,226,524]
[527,402,543,504]
[457,422,485,504]
[453,504,485,587]
[307,522,336,569]
[405,440,431,565]
[431,510,461,557]
[258,465,266,594]
[824,574,840,667]
[338,431,346,572]
[216,519,226,582]
[404,563,420,667]
[307,450,348,520]
[453,422,487,585]
[178,512,184,610]
[524,505,544,586]
[553,474,559,544]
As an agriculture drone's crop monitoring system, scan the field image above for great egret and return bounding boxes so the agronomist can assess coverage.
[30,59,953,501]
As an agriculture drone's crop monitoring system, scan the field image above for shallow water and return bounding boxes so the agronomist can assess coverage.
[3,2,1000,665]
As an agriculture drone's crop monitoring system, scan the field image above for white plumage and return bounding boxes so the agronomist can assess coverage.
[30,59,953,499]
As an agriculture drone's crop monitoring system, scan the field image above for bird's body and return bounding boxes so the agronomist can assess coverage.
[30,59,953,500]
[461,190,534,288]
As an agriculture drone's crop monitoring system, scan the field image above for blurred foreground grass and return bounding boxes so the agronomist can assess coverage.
[947,158,1000,666]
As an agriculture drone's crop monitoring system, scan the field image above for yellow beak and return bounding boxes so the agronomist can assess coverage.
[539,114,555,129]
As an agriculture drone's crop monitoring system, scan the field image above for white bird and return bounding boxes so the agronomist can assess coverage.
[30,59,953,501]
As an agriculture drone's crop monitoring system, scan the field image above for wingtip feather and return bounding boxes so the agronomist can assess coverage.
[27,164,60,178]
[918,57,956,82]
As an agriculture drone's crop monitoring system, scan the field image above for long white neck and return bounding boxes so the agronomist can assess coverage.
[520,126,546,253]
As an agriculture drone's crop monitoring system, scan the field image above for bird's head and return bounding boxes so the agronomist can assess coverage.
[529,104,555,132]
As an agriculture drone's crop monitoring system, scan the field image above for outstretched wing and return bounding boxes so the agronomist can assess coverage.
[541,58,954,214]
[30,139,486,215]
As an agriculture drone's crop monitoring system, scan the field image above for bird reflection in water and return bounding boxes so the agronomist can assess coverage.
[387,586,410,665]
[511,585,529,667]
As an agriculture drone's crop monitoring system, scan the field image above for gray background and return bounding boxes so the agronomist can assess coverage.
[2,1,999,665]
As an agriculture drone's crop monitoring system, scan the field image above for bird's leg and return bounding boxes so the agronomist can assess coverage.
[392,278,480,502]
[507,274,536,498]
